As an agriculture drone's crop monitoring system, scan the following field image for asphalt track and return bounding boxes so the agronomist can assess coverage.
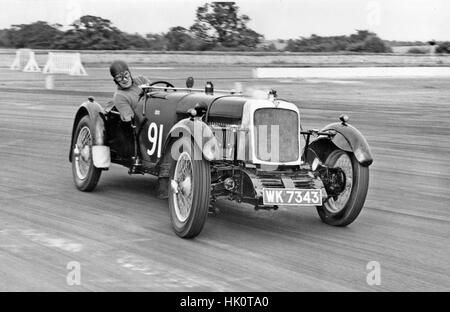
[0,67,449,291]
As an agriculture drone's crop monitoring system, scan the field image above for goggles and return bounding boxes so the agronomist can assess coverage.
[114,71,131,83]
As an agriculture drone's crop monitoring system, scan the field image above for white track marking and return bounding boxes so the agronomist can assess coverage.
[0,139,23,148]
[255,67,450,79]
[303,79,362,84]
[116,252,229,291]
[21,229,83,253]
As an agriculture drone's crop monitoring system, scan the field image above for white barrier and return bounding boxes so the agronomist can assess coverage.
[253,67,450,79]
[10,48,41,72]
[43,52,87,76]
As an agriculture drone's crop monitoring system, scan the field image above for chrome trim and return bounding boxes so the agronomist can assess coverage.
[242,99,302,166]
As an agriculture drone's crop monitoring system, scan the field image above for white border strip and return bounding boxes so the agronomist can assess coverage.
[253,67,450,79]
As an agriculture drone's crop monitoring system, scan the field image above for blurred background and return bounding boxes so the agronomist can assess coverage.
[0,0,449,54]
[0,0,449,292]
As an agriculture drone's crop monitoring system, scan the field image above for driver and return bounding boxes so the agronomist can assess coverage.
[106,60,150,122]
[104,61,169,198]
[105,60,150,173]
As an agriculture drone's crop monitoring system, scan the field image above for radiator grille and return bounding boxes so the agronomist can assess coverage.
[253,108,299,163]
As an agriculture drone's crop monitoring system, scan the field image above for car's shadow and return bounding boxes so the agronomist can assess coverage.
[90,168,160,198]
[83,167,360,239]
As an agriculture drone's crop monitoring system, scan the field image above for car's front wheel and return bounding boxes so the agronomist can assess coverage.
[71,115,102,192]
[168,138,211,238]
[317,149,369,226]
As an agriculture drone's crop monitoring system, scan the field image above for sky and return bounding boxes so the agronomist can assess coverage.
[0,0,448,41]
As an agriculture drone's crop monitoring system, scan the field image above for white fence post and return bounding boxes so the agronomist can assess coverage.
[10,49,41,72]
[43,52,88,76]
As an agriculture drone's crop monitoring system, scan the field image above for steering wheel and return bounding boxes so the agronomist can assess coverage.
[149,80,175,90]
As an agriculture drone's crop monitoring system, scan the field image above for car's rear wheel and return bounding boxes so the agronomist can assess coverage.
[71,115,102,192]
[317,149,369,226]
[168,138,210,238]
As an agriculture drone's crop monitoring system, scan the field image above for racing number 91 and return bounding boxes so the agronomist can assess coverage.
[147,122,163,158]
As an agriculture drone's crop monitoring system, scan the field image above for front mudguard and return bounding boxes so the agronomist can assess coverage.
[69,99,107,163]
[161,117,219,162]
[309,122,373,167]
[155,118,219,179]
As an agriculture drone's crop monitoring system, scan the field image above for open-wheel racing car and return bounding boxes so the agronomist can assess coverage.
[69,78,373,238]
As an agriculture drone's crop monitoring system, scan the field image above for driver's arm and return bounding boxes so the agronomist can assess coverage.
[113,92,134,122]
[134,75,150,86]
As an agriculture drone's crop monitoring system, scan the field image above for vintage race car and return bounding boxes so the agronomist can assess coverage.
[69,78,373,238]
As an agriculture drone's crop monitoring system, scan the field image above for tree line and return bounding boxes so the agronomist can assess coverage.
[0,3,263,51]
[0,2,448,53]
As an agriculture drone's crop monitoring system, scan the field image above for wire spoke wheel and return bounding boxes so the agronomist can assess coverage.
[324,153,353,214]
[74,126,92,180]
[317,149,369,227]
[173,152,193,223]
[71,115,101,192]
[168,138,211,238]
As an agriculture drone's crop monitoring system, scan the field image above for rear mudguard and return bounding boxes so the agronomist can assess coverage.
[160,117,219,164]
[310,122,373,167]
[69,99,106,162]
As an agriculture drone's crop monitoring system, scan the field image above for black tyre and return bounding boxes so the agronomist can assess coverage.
[317,149,369,226]
[168,138,211,238]
[71,115,102,192]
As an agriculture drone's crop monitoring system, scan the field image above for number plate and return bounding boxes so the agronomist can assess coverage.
[262,188,322,206]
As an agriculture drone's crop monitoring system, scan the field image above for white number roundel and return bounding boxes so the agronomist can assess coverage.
[147,122,163,158]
